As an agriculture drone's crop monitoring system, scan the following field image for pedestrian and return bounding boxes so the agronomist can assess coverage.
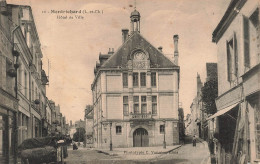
[73,142,78,150]
[192,135,196,147]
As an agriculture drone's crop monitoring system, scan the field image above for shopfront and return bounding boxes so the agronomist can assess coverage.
[0,103,17,164]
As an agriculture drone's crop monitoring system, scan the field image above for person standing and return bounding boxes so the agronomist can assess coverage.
[192,135,196,147]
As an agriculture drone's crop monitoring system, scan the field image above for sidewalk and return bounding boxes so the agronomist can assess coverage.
[95,145,182,160]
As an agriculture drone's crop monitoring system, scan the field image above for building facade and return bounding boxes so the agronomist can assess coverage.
[85,105,93,147]
[0,1,19,163]
[190,73,203,138]
[91,9,180,148]
[190,63,217,140]
[0,1,67,162]
[208,0,259,163]
[184,114,193,135]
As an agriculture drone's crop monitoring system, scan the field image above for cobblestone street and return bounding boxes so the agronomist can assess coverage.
[64,136,210,164]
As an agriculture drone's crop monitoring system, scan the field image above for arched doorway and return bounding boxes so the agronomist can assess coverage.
[133,128,149,147]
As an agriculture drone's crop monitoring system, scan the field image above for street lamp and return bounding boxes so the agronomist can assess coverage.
[163,119,166,149]
[12,25,20,164]
[110,122,112,151]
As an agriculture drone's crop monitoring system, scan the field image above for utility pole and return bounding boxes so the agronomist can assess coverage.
[12,25,20,164]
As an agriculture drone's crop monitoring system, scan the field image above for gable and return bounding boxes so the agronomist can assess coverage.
[101,32,177,69]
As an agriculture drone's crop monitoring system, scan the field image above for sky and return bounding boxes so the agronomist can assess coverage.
[7,0,229,123]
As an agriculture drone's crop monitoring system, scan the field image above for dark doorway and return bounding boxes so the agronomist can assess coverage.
[133,128,149,147]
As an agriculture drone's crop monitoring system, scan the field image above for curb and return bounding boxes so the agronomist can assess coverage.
[95,145,183,156]
[96,150,118,156]
[163,145,182,154]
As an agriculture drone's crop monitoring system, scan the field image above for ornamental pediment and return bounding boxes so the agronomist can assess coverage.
[128,49,150,69]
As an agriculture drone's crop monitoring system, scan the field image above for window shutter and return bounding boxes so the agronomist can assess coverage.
[226,41,231,82]
[233,32,238,77]
[243,16,250,68]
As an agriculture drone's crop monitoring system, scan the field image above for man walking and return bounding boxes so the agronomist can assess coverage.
[192,135,196,147]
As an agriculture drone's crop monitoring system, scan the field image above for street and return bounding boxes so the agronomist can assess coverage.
[64,136,210,164]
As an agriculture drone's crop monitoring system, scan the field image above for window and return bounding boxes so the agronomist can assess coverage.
[123,96,129,115]
[243,16,250,68]
[152,96,157,114]
[227,39,233,82]
[226,33,238,82]
[32,82,34,101]
[160,125,165,134]
[18,68,22,86]
[133,96,139,113]
[24,71,27,98]
[133,73,138,87]
[116,126,122,134]
[254,101,260,158]
[141,96,147,114]
[140,72,146,87]
[151,72,156,87]
[244,8,259,68]
[123,73,128,87]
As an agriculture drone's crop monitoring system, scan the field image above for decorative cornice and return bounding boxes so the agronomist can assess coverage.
[0,87,18,102]
[212,0,247,43]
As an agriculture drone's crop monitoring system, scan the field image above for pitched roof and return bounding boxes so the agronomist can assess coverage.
[101,32,178,69]
[212,0,246,42]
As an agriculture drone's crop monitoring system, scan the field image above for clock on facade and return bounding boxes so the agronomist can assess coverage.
[133,51,147,60]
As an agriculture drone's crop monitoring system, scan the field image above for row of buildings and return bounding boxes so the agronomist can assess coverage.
[0,1,68,163]
[185,63,218,140]
[186,0,259,163]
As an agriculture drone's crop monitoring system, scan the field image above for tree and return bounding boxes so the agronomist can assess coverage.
[201,78,218,115]
[73,127,86,142]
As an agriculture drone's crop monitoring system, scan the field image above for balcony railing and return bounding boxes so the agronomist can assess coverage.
[130,112,152,120]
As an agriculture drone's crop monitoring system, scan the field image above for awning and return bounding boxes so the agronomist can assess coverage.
[206,102,239,120]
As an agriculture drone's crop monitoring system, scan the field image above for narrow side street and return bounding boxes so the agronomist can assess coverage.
[153,136,210,164]
[64,136,210,164]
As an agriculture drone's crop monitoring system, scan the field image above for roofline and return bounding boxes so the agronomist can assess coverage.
[212,0,247,43]
[8,4,43,57]
[101,32,178,68]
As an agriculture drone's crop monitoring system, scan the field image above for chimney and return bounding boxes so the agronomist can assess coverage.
[173,35,179,65]
[0,0,8,16]
[158,46,163,52]
[122,29,129,43]
[108,48,114,55]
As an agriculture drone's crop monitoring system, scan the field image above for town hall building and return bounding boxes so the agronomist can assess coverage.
[91,9,180,148]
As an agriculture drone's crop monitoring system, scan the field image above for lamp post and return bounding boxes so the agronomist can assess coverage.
[163,119,166,149]
[12,25,20,164]
[110,122,112,151]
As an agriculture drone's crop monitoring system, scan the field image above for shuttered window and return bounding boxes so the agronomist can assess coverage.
[243,16,250,68]
[226,40,233,82]
[226,32,238,82]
